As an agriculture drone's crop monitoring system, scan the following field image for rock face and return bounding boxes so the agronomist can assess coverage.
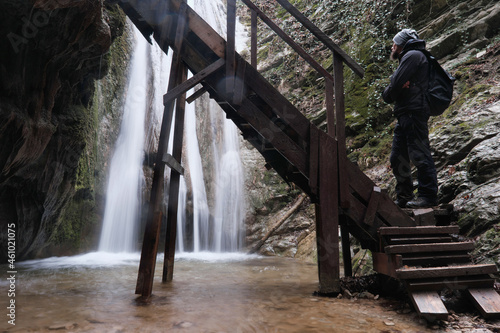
[0,0,126,260]
[242,0,500,265]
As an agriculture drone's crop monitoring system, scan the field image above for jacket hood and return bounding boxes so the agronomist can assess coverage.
[400,39,426,57]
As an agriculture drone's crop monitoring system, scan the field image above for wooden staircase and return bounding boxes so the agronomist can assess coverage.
[114,0,499,319]
[375,225,500,319]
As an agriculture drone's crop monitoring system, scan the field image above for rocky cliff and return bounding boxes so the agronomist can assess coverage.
[242,0,500,268]
[0,0,128,260]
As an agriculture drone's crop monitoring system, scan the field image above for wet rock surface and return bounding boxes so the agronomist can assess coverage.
[0,1,125,260]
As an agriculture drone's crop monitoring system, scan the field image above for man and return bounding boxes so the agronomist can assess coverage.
[383,29,438,208]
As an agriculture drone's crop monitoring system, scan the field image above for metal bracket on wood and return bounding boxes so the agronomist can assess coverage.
[162,152,184,175]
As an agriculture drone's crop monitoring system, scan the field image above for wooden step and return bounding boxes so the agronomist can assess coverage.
[401,253,471,267]
[409,291,449,321]
[396,264,498,280]
[388,236,453,245]
[467,288,500,318]
[379,225,459,236]
[385,242,474,254]
[407,275,495,291]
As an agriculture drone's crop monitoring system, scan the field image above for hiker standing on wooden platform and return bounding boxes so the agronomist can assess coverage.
[382,29,438,209]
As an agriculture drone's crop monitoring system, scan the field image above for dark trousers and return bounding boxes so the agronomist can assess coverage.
[390,112,438,201]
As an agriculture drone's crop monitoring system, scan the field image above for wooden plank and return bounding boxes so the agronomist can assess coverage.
[240,0,333,82]
[340,218,352,277]
[226,0,236,96]
[401,253,471,266]
[162,153,184,175]
[407,276,495,291]
[467,288,500,318]
[396,264,498,280]
[363,186,381,225]
[251,9,257,68]
[163,58,225,104]
[409,291,449,320]
[169,0,225,58]
[379,225,459,236]
[388,236,452,244]
[346,159,415,227]
[372,252,402,278]
[386,242,474,254]
[186,87,207,104]
[163,64,188,283]
[315,133,340,294]
[413,208,435,226]
[274,0,364,78]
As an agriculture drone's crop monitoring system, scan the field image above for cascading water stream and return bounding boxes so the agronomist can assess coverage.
[98,26,149,253]
[99,1,247,255]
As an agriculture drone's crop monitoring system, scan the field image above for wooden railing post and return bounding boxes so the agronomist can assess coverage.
[226,0,236,98]
[251,9,257,68]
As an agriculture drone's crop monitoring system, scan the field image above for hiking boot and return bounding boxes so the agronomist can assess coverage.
[394,198,408,208]
[406,197,438,208]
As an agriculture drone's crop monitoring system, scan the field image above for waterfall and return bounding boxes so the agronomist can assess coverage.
[99,1,247,254]
[98,27,149,252]
[178,0,246,252]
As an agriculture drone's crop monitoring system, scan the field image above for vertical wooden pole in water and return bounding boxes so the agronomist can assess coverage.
[135,53,183,297]
[135,2,188,298]
[163,64,188,283]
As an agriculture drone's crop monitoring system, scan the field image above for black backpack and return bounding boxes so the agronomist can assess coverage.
[421,49,455,116]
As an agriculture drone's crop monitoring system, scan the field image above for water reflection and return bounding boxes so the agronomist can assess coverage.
[1,255,431,332]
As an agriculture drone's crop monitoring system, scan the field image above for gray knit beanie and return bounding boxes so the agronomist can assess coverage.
[393,29,419,47]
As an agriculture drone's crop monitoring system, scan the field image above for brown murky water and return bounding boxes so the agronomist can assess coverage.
[1,253,432,332]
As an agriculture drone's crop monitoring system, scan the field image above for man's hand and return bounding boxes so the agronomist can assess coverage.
[402,81,410,89]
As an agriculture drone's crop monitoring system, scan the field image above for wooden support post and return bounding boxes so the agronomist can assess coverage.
[163,64,188,283]
[251,9,257,68]
[333,52,349,209]
[135,2,188,298]
[315,132,340,295]
[363,186,381,226]
[325,78,335,137]
[233,58,246,106]
[135,53,183,297]
[308,124,319,198]
[340,215,352,277]
[226,0,236,98]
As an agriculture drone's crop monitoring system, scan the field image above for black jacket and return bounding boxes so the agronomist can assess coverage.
[383,39,430,117]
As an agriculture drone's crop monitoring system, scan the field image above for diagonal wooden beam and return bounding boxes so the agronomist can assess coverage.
[163,58,225,105]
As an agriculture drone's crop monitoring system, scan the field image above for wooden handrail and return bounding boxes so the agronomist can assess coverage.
[240,0,333,82]
[274,0,364,78]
